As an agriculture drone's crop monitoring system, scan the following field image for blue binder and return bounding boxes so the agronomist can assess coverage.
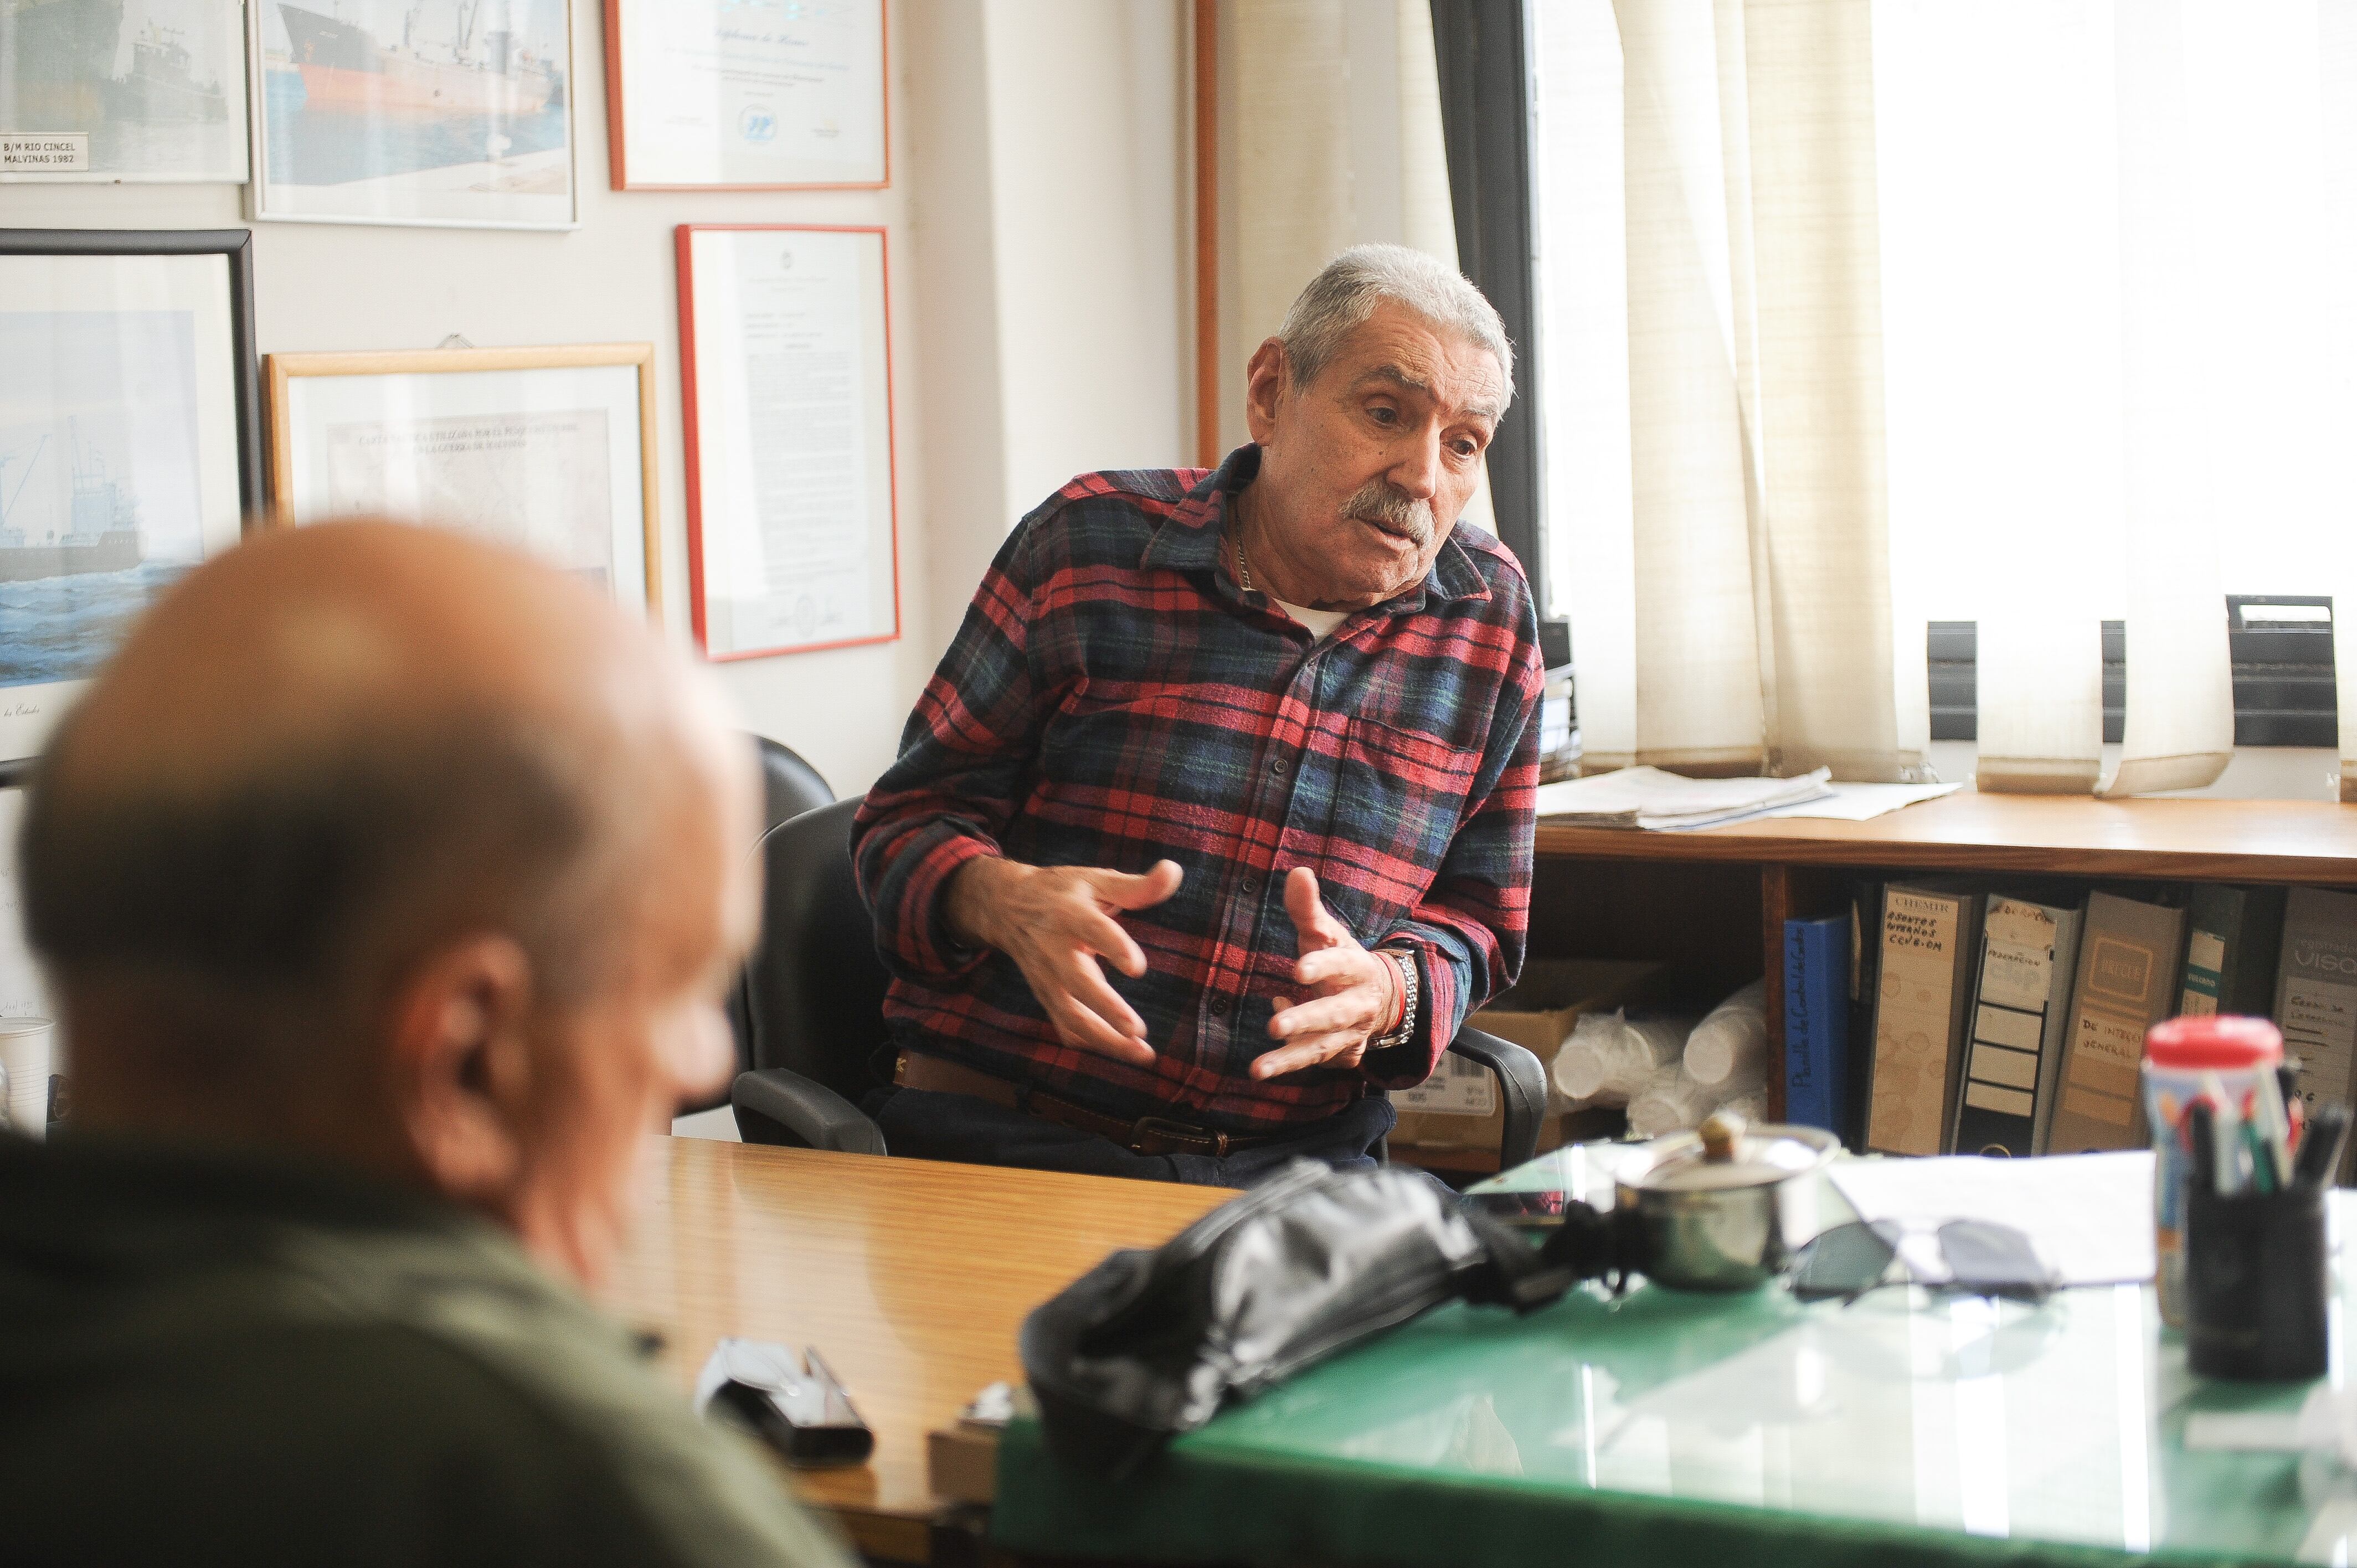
[1784,914,1851,1136]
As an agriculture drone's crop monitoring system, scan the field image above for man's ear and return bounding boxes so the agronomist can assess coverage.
[1243,337,1289,445]
[384,933,539,1209]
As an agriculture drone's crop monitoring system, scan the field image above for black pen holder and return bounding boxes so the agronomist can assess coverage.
[2184,1182,2329,1381]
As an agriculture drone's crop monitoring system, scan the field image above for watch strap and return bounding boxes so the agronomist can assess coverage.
[1371,947,1419,1051]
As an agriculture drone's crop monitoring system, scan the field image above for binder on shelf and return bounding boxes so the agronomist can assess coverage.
[2046,890,2188,1155]
[2273,888,2357,1143]
[2179,884,2288,1019]
[1784,914,1851,1137]
[1845,880,1882,1150]
[1948,893,2082,1158]
[1864,881,1984,1157]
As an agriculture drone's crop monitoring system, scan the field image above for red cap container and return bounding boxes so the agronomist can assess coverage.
[2145,1014,2283,1070]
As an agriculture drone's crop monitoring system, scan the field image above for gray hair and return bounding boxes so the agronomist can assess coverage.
[1275,243,1514,405]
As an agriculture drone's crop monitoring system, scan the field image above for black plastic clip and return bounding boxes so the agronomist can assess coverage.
[694,1338,874,1467]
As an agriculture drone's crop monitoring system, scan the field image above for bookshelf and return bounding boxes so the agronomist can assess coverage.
[1527,794,2357,1124]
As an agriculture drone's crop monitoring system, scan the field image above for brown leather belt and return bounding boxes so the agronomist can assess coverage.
[892,1051,1277,1159]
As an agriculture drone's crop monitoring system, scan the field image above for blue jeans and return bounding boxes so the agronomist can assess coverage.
[870,1086,1454,1196]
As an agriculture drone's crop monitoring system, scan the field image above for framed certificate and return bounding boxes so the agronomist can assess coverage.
[605,0,887,190]
[249,0,578,229]
[264,344,660,616]
[677,225,899,660]
[0,229,262,779]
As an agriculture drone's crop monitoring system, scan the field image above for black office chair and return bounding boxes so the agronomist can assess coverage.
[689,737,837,1117]
[752,734,835,828]
[729,800,893,1152]
[726,798,1550,1170]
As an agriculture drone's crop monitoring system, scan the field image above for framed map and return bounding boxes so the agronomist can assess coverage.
[263,344,658,616]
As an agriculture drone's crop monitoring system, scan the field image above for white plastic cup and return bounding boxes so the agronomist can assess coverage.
[0,1017,56,1141]
[1685,978,1769,1088]
[1551,1011,1695,1108]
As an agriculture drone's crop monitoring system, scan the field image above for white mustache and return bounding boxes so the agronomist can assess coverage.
[1344,482,1434,546]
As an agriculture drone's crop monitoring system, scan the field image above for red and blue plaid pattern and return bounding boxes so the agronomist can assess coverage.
[853,446,1543,1134]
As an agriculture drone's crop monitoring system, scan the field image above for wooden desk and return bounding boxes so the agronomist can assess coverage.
[600,1137,1228,1564]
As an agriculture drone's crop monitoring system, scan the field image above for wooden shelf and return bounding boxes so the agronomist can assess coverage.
[1525,791,2357,1128]
[1536,792,2357,885]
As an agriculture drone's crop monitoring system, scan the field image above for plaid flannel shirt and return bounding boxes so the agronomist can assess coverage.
[852,446,1542,1134]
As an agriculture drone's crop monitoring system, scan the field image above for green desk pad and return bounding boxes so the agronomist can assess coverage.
[994,1164,2352,1567]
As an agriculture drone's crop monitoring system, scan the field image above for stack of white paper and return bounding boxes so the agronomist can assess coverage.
[1532,766,1835,831]
[1754,781,1963,822]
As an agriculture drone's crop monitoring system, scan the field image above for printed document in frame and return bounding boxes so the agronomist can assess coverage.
[678,224,900,660]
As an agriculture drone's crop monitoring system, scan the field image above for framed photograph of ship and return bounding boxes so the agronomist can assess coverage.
[0,229,263,778]
[264,344,659,617]
[0,0,251,183]
[677,225,899,660]
[248,0,576,229]
[604,0,887,190]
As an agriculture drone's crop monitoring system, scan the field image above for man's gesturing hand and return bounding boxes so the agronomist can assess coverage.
[1253,867,1402,1081]
[944,856,1183,1065]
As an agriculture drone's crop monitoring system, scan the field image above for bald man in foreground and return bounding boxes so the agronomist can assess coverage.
[0,525,849,1567]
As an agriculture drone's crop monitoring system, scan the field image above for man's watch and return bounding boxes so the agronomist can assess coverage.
[1370,948,1419,1052]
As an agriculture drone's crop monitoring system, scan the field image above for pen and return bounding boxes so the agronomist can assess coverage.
[2189,1100,2218,1195]
[2252,1074,2294,1189]
[2245,1120,2277,1194]
[2294,1103,2351,1192]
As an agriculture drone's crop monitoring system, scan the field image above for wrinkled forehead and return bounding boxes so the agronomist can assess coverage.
[1328,307,1506,425]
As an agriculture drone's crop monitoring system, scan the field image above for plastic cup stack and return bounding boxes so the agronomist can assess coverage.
[0,1018,56,1141]
[1684,978,1768,1089]
[1627,1066,1715,1138]
[1551,1010,1691,1108]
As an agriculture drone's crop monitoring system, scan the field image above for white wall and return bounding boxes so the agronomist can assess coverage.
[1,0,1193,798]
[1211,0,1424,457]
[916,0,1191,649]
[979,1,1190,518]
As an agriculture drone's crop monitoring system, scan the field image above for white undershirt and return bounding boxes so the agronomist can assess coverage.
[1274,599,1348,641]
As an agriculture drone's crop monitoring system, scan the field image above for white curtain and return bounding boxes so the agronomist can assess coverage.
[1537,0,1925,780]
[2325,0,2357,802]
[1537,0,2357,794]
[1876,0,2245,796]
[2101,0,2237,796]
[1222,0,1497,534]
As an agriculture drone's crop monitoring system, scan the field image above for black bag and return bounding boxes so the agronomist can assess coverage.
[1018,1160,1610,1476]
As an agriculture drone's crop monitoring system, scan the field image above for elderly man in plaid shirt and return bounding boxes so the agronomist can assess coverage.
[853,245,1542,1185]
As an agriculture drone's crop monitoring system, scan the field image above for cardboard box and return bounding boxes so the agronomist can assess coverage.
[1390,958,1669,1172]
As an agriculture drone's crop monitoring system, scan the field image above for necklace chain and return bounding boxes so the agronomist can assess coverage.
[1235,533,1254,595]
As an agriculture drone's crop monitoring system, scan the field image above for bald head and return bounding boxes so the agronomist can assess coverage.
[18,524,759,1273]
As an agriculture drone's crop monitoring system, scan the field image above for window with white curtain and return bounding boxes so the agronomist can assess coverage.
[1876,0,2342,619]
[1529,0,2357,798]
